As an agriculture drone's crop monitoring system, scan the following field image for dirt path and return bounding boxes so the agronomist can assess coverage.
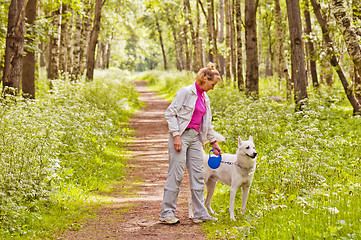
[59,81,206,239]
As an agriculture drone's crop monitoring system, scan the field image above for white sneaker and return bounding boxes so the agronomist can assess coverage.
[159,216,180,225]
[192,215,218,223]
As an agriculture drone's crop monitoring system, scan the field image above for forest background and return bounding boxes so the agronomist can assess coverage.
[0,0,361,238]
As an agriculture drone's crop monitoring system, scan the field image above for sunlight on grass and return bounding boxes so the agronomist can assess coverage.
[134,71,361,239]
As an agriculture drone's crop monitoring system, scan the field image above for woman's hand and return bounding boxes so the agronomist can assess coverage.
[174,135,182,152]
[211,141,222,156]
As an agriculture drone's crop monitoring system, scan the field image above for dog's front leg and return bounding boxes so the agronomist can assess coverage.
[241,186,250,215]
[229,186,237,221]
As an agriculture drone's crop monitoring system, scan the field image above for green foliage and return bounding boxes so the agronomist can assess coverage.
[0,68,143,238]
[135,70,361,239]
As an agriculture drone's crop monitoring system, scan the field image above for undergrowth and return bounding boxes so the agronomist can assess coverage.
[0,68,143,239]
[134,70,361,239]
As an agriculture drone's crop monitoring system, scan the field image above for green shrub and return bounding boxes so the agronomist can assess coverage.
[0,68,143,238]
[135,71,361,239]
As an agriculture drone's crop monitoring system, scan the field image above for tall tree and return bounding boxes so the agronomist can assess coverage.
[235,0,244,90]
[71,14,82,80]
[218,0,226,76]
[48,8,61,80]
[154,12,168,70]
[286,0,308,110]
[224,0,231,79]
[303,0,319,87]
[332,0,361,77]
[230,0,236,82]
[310,0,361,114]
[245,0,259,96]
[184,0,199,71]
[86,0,105,80]
[2,0,26,94]
[22,0,36,98]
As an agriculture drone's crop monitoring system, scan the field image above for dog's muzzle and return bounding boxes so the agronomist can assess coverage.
[246,152,257,159]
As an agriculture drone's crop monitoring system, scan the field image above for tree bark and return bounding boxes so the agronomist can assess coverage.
[80,5,92,75]
[230,0,236,83]
[166,8,183,70]
[207,0,214,63]
[245,0,259,96]
[184,0,199,71]
[22,0,36,98]
[182,23,191,71]
[311,0,361,114]
[48,8,61,80]
[304,1,319,88]
[86,0,104,80]
[71,14,82,80]
[332,0,361,77]
[235,0,244,90]
[59,4,69,74]
[286,0,308,110]
[154,12,168,70]
[218,0,225,76]
[3,0,26,95]
[225,0,231,79]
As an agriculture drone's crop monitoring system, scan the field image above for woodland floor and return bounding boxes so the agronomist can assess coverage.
[58,81,206,239]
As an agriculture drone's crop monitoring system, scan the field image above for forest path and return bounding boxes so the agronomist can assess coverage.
[59,81,205,239]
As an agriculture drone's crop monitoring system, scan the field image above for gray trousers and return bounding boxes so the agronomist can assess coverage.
[160,128,209,219]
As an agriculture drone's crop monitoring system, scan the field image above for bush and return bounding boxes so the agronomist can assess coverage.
[0,68,143,238]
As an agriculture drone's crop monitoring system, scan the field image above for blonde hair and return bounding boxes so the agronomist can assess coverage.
[195,62,222,85]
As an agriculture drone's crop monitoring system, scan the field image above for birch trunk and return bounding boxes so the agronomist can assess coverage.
[304,1,319,87]
[22,0,36,98]
[207,0,214,62]
[245,0,259,96]
[80,5,92,75]
[59,4,69,74]
[48,9,60,80]
[286,0,308,110]
[71,14,82,80]
[332,0,361,77]
[311,0,361,114]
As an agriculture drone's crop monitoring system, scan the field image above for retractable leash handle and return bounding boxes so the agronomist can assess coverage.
[208,149,222,169]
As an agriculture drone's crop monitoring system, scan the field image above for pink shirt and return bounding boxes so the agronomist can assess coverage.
[187,82,206,132]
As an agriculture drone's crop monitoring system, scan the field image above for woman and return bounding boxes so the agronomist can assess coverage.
[159,63,222,224]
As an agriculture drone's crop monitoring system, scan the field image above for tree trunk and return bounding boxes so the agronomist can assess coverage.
[86,0,104,80]
[218,0,225,76]
[210,0,218,69]
[154,13,168,70]
[286,0,308,110]
[95,41,102,68]
[48,8,60,80]
[166,9,183,70]
[59,4,69,74]
[105,35,112,69]
[3,0,26,95]
[304,1,319,87]
[182,23,191,71]
[311,0,361,114]
[207,0,214,63]
[332,0,361,77]
[225,0,232,79]
[235,0,243,90]
[184,0,199,71]
[230,0,236,83]
[80,5,92,75]
[22,0,36,98]
[71,14,82,80]
[66,8,74,74]
[245,0,259,96]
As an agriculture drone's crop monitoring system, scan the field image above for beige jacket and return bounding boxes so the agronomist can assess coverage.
[164,83,217,143]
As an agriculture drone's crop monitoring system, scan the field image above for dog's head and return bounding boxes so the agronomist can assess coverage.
[238,136,257,159]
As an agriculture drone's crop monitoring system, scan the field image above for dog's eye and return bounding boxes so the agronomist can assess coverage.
[246,146,250,149]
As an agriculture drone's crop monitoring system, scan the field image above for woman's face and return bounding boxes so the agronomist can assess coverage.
[201,77,219,92]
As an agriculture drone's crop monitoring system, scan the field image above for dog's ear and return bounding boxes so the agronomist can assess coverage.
[238,136,242,146]
[249,135,253,142]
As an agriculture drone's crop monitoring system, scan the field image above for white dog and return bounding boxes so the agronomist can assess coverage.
[189,136,257,221]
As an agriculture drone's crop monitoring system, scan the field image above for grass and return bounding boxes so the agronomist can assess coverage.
[134,70,361,239]
[0,68,143,239]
